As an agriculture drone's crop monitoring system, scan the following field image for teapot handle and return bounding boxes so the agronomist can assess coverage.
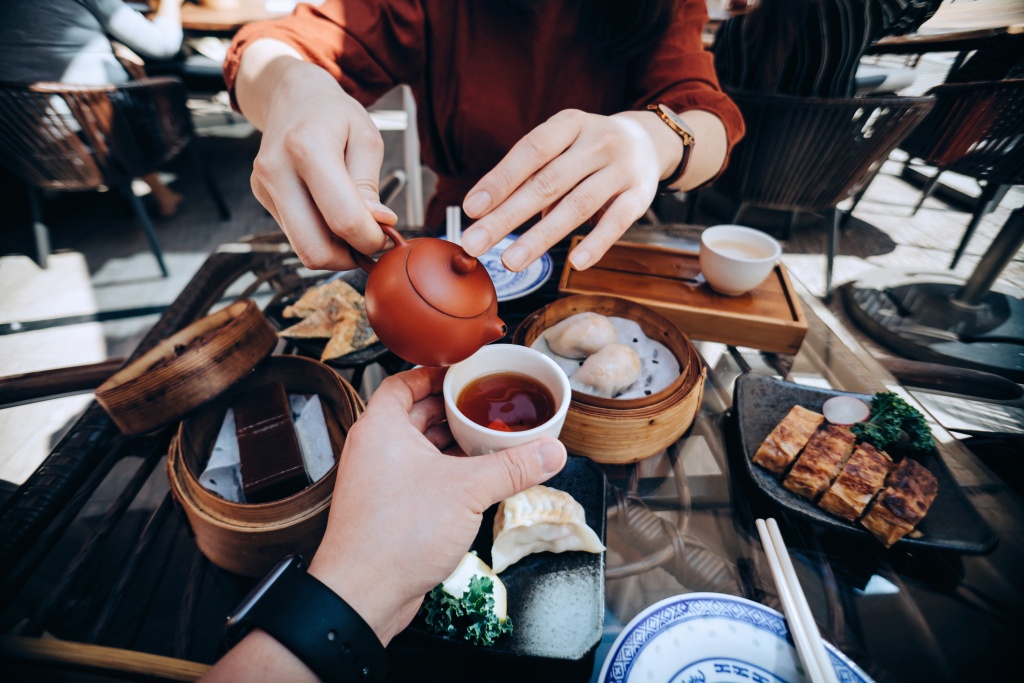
[348,223,408,274]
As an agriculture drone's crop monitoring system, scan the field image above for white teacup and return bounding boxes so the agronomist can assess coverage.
[699,225,782,296]
[443,345,571,456]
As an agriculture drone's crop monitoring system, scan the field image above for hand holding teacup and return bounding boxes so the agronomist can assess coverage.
[699,225,782,296]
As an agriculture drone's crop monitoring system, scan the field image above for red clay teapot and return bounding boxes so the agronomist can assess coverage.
[349,224,506,367]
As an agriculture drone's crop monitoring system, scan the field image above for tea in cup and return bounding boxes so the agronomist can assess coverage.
[699,225,781,296]
[443,345,571,456]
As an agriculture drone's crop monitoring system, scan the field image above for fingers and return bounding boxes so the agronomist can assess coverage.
[461,110,585,254]
[423,423,455,451]
[568,187,651,271]
[459,438,567,511]
[368,367,447,415]
[408,395,446,434]
[345,113,399,229]
[251,170,358,271]
[498,168,621,272]
[290,130,390,258]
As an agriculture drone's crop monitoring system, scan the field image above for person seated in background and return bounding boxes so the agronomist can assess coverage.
[199,367,569,682]
[0,0,187,217]
[226,0,744,275]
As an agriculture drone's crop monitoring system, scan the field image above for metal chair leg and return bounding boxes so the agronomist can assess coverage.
[950,183,1003,269]
[912,170,943,216]
[825,208,841,301]
[26,186,50,269]
[188,144,230,221]
[119,184,169,277]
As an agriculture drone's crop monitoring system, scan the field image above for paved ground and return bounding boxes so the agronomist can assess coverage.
[1,85,1021,485]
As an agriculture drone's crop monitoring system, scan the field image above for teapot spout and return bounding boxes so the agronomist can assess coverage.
[483,315,507,345]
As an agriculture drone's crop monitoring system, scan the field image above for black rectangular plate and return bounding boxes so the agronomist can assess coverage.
[733,373,997,554]
[404,455,607,660]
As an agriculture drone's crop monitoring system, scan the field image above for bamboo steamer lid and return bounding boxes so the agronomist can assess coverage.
[96,299,278,436]
[514,295,706,464]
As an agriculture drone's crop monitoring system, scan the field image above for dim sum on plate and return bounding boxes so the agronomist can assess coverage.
[491,485,604,573]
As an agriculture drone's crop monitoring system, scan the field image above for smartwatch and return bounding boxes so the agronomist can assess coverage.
[646,103,697,193]
[225,555,388,682]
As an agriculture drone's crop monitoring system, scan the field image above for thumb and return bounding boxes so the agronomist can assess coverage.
[344,128,399,232]
[464,438,567,508]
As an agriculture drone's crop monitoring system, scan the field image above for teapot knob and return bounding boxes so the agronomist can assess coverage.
[451,251,477,275]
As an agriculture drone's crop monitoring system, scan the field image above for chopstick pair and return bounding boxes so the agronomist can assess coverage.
[445,205,462,245]
[755,518,840,683]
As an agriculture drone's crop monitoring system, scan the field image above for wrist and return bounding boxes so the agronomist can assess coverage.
[308,553,403,646]
[613,110,684,183]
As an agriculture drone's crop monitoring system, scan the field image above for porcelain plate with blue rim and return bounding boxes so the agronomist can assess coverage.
[445,234,553,302]
[599,592,873,683]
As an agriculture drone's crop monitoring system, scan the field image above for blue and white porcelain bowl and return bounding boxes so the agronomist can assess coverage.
[599,592,873,683]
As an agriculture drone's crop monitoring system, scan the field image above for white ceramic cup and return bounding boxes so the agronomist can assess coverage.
[699,225,782,296]
[443,345,571,456]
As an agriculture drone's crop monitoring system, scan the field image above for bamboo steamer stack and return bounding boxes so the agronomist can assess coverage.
[514,295,705,464]
[96,300,364,578]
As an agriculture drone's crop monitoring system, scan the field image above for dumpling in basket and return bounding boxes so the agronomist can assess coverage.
[570,343,641,398]
[491,485,604,573]
[543,312,618,359]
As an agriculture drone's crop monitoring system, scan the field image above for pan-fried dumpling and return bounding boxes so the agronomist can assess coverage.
[543,312,618,359]
[569,343,641,398]
[491,485,604,573]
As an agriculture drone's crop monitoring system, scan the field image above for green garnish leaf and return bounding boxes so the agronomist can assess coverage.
[851,392,933,453]
[420,575,512,646]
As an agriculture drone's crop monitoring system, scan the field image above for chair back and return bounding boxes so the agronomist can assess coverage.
[715,90,934,211]
[0,77,194,191]
[900,78,1024,185]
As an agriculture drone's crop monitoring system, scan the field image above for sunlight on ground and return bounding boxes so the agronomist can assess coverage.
[0,252,106,484]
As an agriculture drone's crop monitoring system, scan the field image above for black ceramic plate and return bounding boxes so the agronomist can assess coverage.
[733,373,997,554]
[264,270,390,369]
[407,455,607,660]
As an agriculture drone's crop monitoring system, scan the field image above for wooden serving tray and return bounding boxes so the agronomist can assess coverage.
[558,237,808,354]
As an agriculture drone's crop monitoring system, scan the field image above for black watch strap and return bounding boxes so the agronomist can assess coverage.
[235,557,388,682]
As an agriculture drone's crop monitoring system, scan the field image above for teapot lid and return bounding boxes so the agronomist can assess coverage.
[407,238,496,318]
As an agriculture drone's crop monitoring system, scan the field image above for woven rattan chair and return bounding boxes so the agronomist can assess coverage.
[707,89,934,296]
[0,77,230,276]
[859,79,1024,269]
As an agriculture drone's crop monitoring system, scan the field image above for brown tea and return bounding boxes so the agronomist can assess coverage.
[456,372,556,432]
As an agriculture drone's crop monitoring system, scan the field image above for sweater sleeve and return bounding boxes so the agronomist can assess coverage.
[87,0,183,61]
[630,0,745,161]
[224,0,425,111]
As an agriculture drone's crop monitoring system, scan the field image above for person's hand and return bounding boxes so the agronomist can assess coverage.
[308,367,568,645]
[459,109,680,273]
[247,55,398,270]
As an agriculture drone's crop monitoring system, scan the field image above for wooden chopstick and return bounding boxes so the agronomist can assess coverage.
[755,518,840,683]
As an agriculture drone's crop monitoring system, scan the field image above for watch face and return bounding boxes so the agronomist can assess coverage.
[226,554,302,630]
[651,104,695,146]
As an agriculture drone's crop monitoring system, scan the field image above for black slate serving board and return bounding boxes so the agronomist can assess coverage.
[733,372,997,554]
[405,454,607,661]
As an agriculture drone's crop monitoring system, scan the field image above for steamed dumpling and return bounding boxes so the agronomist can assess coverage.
[491,485,605,573]
[543,312,618,359]
[570,343,641,398]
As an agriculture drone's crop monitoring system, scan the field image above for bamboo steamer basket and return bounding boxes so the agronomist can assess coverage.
[96,299,278,436]
[514,295,705,464]
[167,355,364,577]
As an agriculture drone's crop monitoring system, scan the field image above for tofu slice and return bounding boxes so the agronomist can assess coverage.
[753,406,825,475]
[818,443,893,521]
[783,424,856,501]
[861,458,938,547]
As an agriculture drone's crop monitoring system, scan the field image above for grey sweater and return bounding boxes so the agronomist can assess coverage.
[0,0,182,84]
